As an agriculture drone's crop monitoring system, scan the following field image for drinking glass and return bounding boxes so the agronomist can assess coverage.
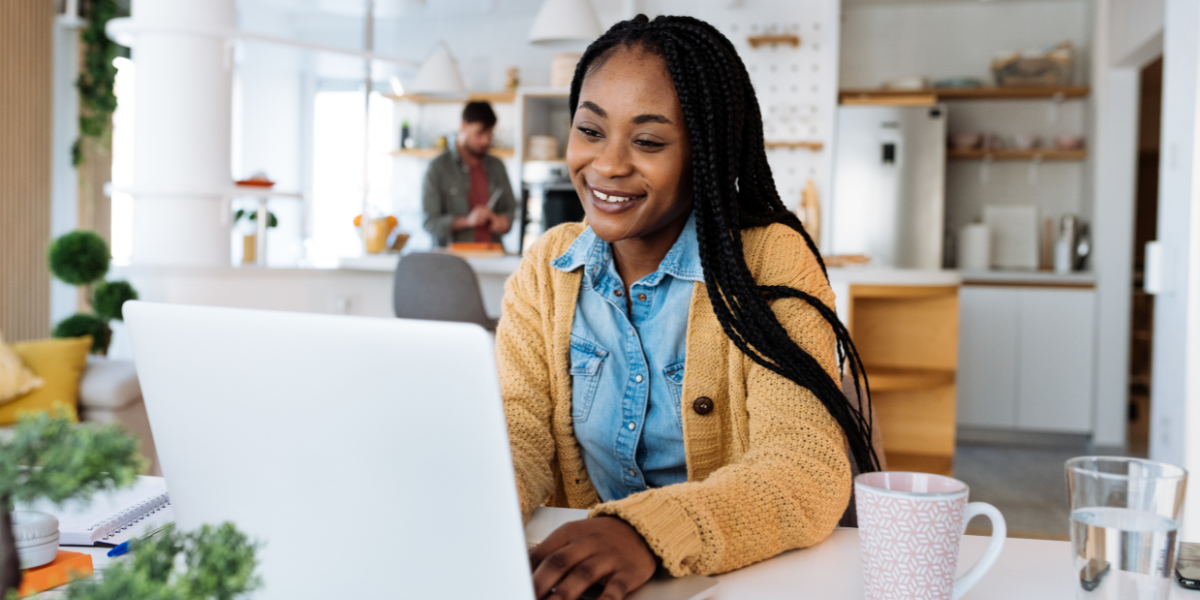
[1066,456,1187,600]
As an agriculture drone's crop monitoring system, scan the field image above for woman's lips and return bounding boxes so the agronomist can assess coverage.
[587,185,646,215]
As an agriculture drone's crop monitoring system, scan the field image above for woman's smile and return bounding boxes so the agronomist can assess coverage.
[586,184,647,214]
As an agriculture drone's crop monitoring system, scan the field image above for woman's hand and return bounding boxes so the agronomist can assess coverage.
[529,516,657,600]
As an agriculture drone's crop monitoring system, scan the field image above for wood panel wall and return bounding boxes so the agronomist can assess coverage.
[0,0,55,341]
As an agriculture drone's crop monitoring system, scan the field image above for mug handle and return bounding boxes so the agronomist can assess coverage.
[952,501,1007,600]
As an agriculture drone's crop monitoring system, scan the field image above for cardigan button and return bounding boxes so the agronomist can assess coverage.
[693,396,714,415]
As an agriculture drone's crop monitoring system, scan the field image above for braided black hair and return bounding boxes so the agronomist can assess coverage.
[569,14,881,474]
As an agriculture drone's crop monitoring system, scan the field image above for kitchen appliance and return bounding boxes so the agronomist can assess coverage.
[830,105,947,269]
[520,161,583,253]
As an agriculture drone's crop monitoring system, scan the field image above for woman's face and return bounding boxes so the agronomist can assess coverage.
[567,46,693,244]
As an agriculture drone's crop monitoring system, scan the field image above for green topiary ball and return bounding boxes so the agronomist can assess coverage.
[93,280,139,321]
[52,312,112,354]
[48,230,110,286]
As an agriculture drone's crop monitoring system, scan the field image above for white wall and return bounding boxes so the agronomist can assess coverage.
[1109,0,1165,68]
[1089,0,1147,450]
[1151,0,1200,539]
[50,19,81,328]
[840,0,1091,89]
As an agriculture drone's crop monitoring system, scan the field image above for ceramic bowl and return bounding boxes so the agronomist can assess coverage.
[1055,135,1085,150]
[950,132,983,151]
[1010,134,1041,150]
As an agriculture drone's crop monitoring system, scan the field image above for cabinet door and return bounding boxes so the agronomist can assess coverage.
[1017,289,1095,432]
[956,287,1019,428]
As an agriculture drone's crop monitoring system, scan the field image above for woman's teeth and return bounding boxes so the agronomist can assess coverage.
[592,189,639,203]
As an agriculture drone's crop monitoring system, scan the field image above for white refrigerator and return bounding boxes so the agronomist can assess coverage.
[828,105,947,269]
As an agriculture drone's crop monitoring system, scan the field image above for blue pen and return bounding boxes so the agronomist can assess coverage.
[106,541,131,558]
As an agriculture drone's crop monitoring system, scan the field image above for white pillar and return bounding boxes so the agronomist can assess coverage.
[129,0,234,266]
[1153,0,1200,541]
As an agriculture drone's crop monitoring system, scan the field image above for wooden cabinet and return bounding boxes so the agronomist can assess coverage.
[957,286,1095,433]
[848,284,960,476]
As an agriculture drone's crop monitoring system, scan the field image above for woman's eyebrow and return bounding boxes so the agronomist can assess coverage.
[580,101,606,117]
[632,114,672,125]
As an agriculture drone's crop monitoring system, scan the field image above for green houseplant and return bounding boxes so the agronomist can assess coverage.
[0,411,145,597]
[61,522,260,600]
[47,231,139,355]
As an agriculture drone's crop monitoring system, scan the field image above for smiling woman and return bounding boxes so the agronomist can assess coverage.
[495,14,878,600]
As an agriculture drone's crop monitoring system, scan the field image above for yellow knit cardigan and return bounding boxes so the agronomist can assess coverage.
[496,220,851,577]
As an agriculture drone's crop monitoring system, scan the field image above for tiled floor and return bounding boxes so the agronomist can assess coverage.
[954,444,1086,541]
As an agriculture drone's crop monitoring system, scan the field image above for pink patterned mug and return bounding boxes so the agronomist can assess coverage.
[855,472,1006,600]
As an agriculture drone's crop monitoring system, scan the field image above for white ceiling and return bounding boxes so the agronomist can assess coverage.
[843,0,1082,6]
[241,0,548,19]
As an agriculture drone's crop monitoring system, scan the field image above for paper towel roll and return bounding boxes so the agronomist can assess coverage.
[958,223,991,271]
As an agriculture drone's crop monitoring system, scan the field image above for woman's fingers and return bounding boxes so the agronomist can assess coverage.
[531,539,594,599]
[596,573,637,600]
[529,518,657,600]
[544,555,616,600]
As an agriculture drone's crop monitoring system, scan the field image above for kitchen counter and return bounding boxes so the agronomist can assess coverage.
[827,266,961,286]
[959,269,1095,287]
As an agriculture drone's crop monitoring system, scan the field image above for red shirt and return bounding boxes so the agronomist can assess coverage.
[468,161,491,243]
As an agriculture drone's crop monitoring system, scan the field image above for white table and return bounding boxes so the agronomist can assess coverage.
[44,521,1195,599]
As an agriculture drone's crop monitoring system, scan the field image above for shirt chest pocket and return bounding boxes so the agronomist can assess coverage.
[664,361,686,424]
[569,336,609,423]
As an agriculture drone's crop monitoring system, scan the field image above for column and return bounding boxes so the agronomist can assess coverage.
[129,0,235,266]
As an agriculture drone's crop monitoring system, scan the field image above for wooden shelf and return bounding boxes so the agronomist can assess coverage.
[764,140,824,151]
[866,367,956,393]
[383,91,516,104]
[884,453,954,477]
[947,149,1088,161]
[390,148,515,159]
[747,34,800,49]
[839,85,1090,104]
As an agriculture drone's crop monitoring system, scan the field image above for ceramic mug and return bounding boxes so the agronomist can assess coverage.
[855,472,1006,600]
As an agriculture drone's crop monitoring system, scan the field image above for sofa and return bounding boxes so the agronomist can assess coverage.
[77,357,160,476]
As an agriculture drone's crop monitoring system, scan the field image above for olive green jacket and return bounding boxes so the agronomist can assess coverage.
[421,147,518,247]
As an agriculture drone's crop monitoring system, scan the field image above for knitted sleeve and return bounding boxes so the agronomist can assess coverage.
[495,236,560,522]
[590,225,851,576]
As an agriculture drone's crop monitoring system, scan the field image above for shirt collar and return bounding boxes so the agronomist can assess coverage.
[551,212,704,284]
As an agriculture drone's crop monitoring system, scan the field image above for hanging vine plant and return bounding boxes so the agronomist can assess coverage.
[72,0,128,167]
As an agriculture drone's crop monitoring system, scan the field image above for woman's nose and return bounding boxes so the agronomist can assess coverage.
[591,139,633,179]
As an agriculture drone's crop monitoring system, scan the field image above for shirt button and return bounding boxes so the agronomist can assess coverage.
[638,293,647,301]
[628,469,637,477]
[634,374,644,383]
[614,289,623,297]
[693,396,715,415]
[628,422,636,430]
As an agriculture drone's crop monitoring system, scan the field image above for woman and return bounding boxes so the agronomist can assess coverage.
[496,14,879,600]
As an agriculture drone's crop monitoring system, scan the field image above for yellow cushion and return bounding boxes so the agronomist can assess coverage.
[0,331,44,404]
[0,336,92,425]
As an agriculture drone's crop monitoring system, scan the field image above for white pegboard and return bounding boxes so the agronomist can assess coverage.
[692,0,840,222]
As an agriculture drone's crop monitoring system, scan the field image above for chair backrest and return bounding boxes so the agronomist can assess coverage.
[838,370,888,527]
[393,253,497,331]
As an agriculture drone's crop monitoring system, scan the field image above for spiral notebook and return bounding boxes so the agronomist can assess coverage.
[21,475,174,546]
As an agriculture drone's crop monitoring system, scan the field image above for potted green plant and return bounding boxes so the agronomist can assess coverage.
[61,522,260,600]
[233,209,278,265]
[0,411,145,597]
[47,231,139,355]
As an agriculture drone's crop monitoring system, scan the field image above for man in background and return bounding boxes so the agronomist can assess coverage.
[422,101,517,247]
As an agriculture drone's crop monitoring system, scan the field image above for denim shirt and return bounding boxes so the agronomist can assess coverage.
[551,213,703,502]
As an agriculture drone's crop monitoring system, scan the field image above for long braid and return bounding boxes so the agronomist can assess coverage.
[568,15,881,474]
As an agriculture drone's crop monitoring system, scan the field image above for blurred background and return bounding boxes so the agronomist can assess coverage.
[1,0,1198,544]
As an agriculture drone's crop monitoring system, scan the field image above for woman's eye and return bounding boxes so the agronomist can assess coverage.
[635,139,665,149]
[576,126,602,139]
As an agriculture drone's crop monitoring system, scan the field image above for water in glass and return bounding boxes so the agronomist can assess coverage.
[1070,506,1178,599]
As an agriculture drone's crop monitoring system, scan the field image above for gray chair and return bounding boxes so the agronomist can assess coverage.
[392,252,498,331]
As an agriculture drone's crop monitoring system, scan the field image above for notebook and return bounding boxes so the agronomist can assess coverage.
[20,476,174,546]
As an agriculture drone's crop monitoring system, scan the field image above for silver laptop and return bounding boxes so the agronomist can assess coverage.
[126,302,716,600]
